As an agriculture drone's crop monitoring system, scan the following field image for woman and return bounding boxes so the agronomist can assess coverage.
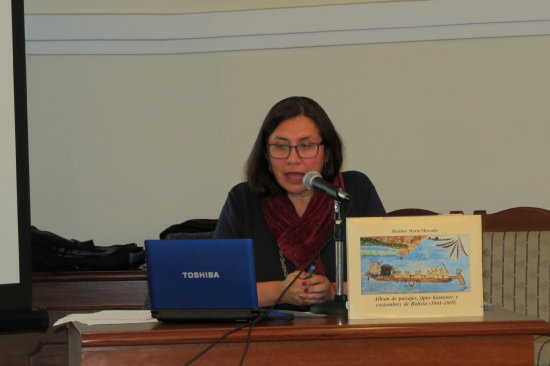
[214,96,385,310]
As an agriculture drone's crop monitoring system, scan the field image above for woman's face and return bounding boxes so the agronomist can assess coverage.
[267,115,326,197]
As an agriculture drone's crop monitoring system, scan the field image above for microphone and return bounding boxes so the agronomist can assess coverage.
[302,171,352,201]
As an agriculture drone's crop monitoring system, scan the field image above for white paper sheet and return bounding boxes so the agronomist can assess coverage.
[53,310,158,326]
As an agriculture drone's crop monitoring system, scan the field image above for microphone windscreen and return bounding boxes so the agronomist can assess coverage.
[303,171,322,190]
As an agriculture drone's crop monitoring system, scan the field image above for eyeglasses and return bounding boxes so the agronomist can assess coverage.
[267,142,324,159]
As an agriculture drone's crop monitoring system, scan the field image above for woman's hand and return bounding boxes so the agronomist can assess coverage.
[277,270,313,306]
[279,271,337,305]
[299,273,335,305]
[257,272,340,307]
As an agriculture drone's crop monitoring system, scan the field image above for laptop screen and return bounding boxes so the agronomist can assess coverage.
[145,239,259,312]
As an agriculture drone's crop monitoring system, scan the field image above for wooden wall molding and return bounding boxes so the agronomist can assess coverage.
[24,0,550,55]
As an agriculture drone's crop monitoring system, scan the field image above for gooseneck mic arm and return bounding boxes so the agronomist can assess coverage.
[308,198,348,314]
[333,200,345,299]
[303,171,349,314]
[303,171,352,201]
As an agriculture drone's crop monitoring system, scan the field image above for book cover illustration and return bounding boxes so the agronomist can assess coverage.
[362,234,470,296]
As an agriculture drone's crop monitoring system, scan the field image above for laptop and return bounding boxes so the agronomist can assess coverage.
[145,239,260,322]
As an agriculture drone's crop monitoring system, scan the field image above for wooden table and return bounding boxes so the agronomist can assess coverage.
[68,307,550,366]
[0,270,148,366]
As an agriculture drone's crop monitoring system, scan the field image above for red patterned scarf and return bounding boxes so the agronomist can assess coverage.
[261,173,345,276]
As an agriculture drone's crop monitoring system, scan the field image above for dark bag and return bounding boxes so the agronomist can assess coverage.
[159,219,217,240]
[31,226,145,271]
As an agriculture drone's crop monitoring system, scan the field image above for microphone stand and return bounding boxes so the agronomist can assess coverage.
[310,198,348,315]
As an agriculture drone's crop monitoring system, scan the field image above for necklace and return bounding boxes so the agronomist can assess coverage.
[277,243,288,278]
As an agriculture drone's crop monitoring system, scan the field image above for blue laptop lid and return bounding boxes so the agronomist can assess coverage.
[145,239,258,311]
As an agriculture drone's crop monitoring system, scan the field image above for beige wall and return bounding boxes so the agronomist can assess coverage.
[24,0,405,14]
[25,2,550,246]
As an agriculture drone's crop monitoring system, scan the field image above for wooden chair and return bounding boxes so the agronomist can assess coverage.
[387,208,438,216]
[387,208,463,216]
[474,206,550,231]
[474,206,550,366]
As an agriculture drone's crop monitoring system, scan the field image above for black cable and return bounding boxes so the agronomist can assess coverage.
[237,200,353,364]
[182,321,252,366]
[231,237,331,366]
[183,199,352,366]
[238,312,267,366]
[239,199,353,324]
[268,197,353,310]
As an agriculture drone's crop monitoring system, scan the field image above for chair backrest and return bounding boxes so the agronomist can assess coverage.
[387,208,463,216]
[475,207,550,322]
[474,207,550,232]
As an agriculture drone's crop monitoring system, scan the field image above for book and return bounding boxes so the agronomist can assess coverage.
[346,214,483,320]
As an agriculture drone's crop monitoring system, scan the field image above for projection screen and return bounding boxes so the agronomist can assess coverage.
[0,0,32,311]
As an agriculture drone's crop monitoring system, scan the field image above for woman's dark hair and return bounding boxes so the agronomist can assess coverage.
[246,96,343,196]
